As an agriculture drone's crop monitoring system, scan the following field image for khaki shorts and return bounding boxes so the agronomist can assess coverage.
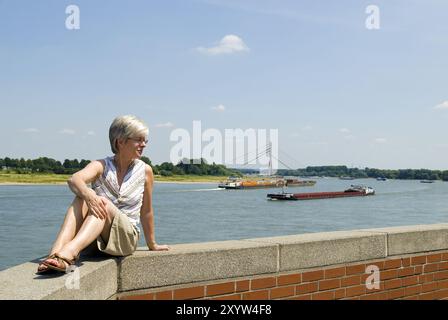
[96,206,139,257]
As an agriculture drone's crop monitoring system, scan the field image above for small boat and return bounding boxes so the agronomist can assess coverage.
[339,176,355,180]
[376,177,387,181]
[420,180,435,183]
[267,185,375,201]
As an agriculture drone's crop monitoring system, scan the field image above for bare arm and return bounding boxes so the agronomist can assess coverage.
[67,160,108,219]
[140,164,169,251]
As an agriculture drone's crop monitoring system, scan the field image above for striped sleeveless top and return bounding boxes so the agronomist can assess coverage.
[92,156,146,232]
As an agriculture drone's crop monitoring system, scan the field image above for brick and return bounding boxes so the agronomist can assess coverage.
[421,282,438,293]
[210,294,241,300]
[381,269,398,280]
[402,275,419,287]
[291,294,311,300]
[120,293,154,300]
[404,285,421,297]
[402,295,419,300]
[346,264,365,275]
[270,286,295,299]
[437,279,448,290]
[207,282,235,297]
[242,290,269,300]
[155,291,173,300]
[434,271,448,281]
[360,292,388,300]
[388,288,405,300]
[251,277,276,290]
[324,267,345,279]
[419,292,436,300]
[419,274,434,284]
[385,279,402,290]
[341,275,361,287]
[442,253,448,261]
[398,267,415,278]
[424,263,439,273]
[236,280,250,292]
[411,256,426,265]
[173,286,205,300]
[427,253,442,263]
[414,265,423,274]
[439,262,448,271]
[402,258,411,267]
[435,289,448,299]
[334,288,345,300]
[319,279,341,291]
[296,282,318,294]
[384,259,402,270]
[345,285,366,298]
[365,281,384,292]
[368,261,385,270]
[312,291,335,300]
[277,273,301,286]
[302,270,324,282]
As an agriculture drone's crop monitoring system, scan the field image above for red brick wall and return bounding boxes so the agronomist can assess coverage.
[118,250,448,300]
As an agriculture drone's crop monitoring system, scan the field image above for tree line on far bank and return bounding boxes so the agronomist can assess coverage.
[0,157,241,177]
[277,166,448,181]
[1,158,447,181]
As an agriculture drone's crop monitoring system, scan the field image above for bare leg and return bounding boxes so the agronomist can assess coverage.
[44,199,116,269]
[38,196,89,272]
[50,196,90,254]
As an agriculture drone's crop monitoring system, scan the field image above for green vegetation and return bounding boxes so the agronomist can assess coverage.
[0,156,241,184]
[154,175,228,183]
[2,157,448,184]
[278,166,448,181]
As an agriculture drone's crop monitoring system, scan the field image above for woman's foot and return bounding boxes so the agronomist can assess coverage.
[36,254,57,274]
[43,248,80,272]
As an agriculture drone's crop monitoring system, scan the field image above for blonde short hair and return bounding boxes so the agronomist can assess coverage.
[109,115,149,154]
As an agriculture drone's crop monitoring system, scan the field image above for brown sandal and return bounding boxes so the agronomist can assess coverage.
[36,254,58,274]
[42,253,78,272]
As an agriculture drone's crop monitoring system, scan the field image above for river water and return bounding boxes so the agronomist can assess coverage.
[1,178,447,270]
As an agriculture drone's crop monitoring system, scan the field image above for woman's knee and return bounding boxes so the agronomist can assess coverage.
[101,197,117,221]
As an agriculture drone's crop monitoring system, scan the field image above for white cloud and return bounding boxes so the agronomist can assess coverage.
[374,138,387,144]
[23,128,39,133]
[197,35,249,55]
[344,135,356,140]
[434,101,448,110]
[87,131,96,136]
[155,122,174,128]
[211,104,226,112]
[59,128,76,135]
[339,128,350,133]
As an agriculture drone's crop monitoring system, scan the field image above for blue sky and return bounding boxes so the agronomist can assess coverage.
[1,0,447,169]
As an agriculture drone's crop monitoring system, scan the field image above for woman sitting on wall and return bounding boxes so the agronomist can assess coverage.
[37,115,169,273]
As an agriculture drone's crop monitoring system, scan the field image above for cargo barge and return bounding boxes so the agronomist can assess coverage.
[218,177,316,189]
[267,185,375,201]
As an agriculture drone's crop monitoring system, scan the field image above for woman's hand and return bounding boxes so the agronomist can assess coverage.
[149,243,170,251]
[85,192,108,219]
